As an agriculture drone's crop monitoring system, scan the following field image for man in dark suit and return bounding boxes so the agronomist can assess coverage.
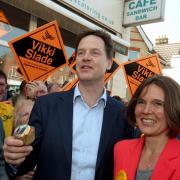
[3,30,133,180]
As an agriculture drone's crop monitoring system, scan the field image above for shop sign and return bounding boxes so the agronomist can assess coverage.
[122,54,162,96]
[55,0,123,33]
[8,21,68,82]
[123,0,166,26]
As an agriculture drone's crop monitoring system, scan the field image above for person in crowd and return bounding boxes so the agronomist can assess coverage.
[0,70,14,137]
[0,70,8,102]
[112,95,123,102]
[0,70,13,179]
[122,97,129,106]
[114,75,180,180]
[25,80,48,100]
[19,80,27,97]
[47,82,63,93]
[14,98,35,128]
[13,80,48,106]
[7,89,16,100]
[112,95,129,106]
[14,98,35,180]
[3,30,133,180]
[13,80,47,180]
[0,119,9,180]
[11,80,27,106]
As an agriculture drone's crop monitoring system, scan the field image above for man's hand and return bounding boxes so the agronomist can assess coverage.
[25,80,47,100]
[3,136,33,165]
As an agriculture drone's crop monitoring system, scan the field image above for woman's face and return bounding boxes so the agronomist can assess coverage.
[135,84,169,137]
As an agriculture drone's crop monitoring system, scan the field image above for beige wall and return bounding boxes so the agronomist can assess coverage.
[130,27,150,57]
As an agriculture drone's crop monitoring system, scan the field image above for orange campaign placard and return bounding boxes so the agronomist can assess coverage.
[68,51,76,65]
[122,54,162,96]
[8,20,68,82]
[0,9,9,24]
[104,58,121,84]
[0,9,12,38]
[68,51,76,74]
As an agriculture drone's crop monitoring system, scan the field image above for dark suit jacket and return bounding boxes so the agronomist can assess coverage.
[17,89,133,180]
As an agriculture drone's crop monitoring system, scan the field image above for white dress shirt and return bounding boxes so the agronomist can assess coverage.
[71,85,107,180]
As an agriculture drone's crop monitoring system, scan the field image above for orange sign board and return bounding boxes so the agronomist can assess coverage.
[122,54,162,96]
[0,10,9,24]
[104,58,121,84]
[9,20,68,82]
[0,9,12,38]
[68,51,76,65]
[68,51,76,74]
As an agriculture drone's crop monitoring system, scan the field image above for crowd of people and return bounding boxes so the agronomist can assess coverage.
[0,70,62,179]
[0,29,179,180]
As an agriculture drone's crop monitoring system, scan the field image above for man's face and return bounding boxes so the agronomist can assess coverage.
[76,35,112,83]
[0,77,7,101]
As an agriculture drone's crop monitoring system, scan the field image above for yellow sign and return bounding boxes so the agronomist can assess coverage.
[122,54,162,96]
[116,170,128,180]
[9,20,68,82]
[0,102,14,137]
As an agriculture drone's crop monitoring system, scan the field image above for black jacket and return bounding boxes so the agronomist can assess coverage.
[15,89,133,180]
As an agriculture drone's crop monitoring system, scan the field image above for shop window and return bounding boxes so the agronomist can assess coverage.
[128,50,139,60]
[0,1,31,85]
[0,45,10,58]
[8,65,19,78]
[0,2,30,42]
